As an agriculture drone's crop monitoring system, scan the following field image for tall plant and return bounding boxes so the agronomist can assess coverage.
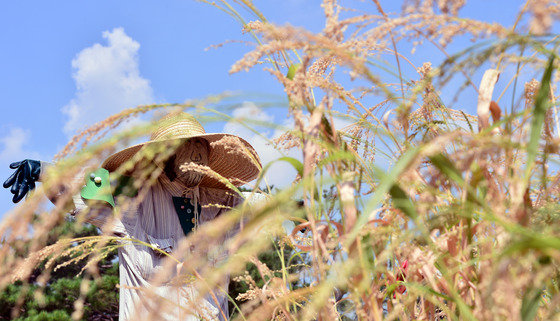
[1,0,560,320]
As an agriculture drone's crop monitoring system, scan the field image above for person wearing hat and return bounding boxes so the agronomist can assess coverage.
[3,112,262,321]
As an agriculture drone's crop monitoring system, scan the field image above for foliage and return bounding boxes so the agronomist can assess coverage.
[2,0,560,320]
[0,219,118,320]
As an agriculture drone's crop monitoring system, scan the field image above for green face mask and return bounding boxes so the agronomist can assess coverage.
[80,168,115,208]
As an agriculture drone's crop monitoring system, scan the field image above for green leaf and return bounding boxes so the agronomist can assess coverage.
[346,145,422,245]
[460,110,474,132]
[525,56,555,181]
[429,153,484,207]
[287,63,301,80]
[521,288,542,321]
[388,183,418,219]
[502,234,560,256]
[277,156,304,177]
[429,153,464,185]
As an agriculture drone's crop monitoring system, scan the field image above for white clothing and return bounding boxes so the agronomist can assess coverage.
[74,175,242,321]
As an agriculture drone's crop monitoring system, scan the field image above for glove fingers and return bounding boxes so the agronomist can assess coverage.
[14,183,29,203]
[9,161,22,169]
[22,163,30,180]
[10,171,21,194]
[6,159,41,203]
[18,166,31,194]
[3,170,18,188]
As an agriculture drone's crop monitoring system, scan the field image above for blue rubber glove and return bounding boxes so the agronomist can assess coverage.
[3,159,41,203]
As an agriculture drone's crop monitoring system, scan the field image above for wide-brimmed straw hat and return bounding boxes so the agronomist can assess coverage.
[102,112,261,189]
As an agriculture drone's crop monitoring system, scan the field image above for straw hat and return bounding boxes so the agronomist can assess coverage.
[102,112,261,189]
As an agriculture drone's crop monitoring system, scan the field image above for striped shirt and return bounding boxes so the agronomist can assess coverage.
[74,174,243,321]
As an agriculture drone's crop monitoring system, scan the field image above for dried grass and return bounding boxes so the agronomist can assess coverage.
[3,0,560,320]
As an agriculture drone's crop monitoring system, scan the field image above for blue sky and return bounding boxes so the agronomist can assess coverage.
[0,0,538,214]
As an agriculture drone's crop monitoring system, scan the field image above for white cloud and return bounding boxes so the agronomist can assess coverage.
[223,101,274,136]
[62,27,154,137]
[223,102,300,189]
[0,127,41,162]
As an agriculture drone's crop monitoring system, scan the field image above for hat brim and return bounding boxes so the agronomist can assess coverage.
[102,133,262,189]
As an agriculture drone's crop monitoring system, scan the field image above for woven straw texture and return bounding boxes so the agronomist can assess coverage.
[102,112,261,189]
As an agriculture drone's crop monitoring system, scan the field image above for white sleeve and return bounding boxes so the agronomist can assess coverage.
[241,191,270,205]
[73,199,134,237]
[39,162,129,236]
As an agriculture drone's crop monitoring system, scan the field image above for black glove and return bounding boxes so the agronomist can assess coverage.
[3,159,41,203]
